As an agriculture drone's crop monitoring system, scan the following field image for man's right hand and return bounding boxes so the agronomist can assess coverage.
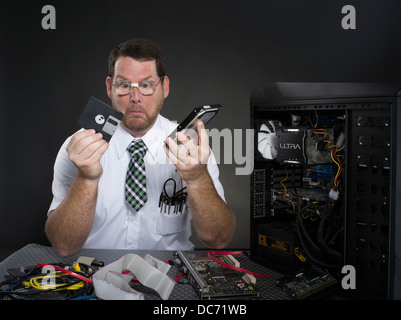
[66,129,109,180]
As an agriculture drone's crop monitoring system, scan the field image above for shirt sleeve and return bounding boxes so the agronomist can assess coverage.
[47,135,78,215]
[206,150,226,202]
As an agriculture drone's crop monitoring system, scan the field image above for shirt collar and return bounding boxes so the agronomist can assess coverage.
[114,115,166,160]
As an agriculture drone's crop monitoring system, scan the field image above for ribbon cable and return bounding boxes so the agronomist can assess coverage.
[92,253,176,300]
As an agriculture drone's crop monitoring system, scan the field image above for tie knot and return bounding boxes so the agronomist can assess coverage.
[128,139,147,158]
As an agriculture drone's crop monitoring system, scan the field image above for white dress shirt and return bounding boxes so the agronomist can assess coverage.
[48,114,225,250]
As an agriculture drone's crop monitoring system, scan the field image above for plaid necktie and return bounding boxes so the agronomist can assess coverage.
[125,139,148,211]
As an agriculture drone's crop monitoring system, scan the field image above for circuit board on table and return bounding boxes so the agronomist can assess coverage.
[176,251,259,299]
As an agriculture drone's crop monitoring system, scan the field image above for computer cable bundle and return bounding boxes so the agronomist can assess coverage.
[0,260,101,300]
[292,111,345,270]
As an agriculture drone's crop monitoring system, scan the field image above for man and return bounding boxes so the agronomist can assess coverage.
[45,38,235,256]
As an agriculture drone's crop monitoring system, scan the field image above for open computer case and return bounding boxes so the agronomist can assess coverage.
[249,82,401,299]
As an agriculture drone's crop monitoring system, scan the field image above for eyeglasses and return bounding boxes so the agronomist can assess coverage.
[113,78,161,96]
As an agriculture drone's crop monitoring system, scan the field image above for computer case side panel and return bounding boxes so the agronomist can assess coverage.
[390,93,401,299]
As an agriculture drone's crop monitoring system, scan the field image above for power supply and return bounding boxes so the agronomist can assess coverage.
[250,82,401,299]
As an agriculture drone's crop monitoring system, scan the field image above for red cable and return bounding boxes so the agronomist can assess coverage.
[35,251,280,287]
[35,263,93,284]
[208,251,282,279]
[174,272,184,282]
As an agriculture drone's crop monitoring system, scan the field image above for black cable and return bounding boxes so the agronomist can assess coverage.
[163,178,187,198]
[295,196,342,269]
[160,178,188,213]
[296,200,321,253]
[0,263,97,300]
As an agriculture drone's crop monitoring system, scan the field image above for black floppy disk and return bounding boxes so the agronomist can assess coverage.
[77,96,124,142]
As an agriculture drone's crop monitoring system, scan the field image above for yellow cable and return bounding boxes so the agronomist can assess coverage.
[294,248,307,262]
[309,110,318,128]
[280,165,295,212]
[25,273,84,291]
[330,149,341,187]
[72,262,81,272]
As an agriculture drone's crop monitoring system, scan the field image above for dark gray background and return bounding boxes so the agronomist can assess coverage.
[1,0,401,257]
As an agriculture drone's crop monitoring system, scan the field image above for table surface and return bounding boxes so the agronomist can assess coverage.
[0,243,291,300]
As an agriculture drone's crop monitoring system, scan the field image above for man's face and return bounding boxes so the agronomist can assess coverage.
[106,56,169,137]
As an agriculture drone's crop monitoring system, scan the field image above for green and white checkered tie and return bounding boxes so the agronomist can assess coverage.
[125,139,148,211]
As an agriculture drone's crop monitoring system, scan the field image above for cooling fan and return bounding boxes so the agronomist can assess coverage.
[257,121,281,160]
[305,129,333,164]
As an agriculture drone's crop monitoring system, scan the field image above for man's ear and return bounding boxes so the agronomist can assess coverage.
[162,76,170,99]
[106,76,112,98]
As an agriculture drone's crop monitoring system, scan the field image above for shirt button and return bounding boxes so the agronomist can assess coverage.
[129,240,135,245]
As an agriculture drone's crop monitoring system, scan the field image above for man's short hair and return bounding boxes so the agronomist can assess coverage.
[108,38,166,80]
